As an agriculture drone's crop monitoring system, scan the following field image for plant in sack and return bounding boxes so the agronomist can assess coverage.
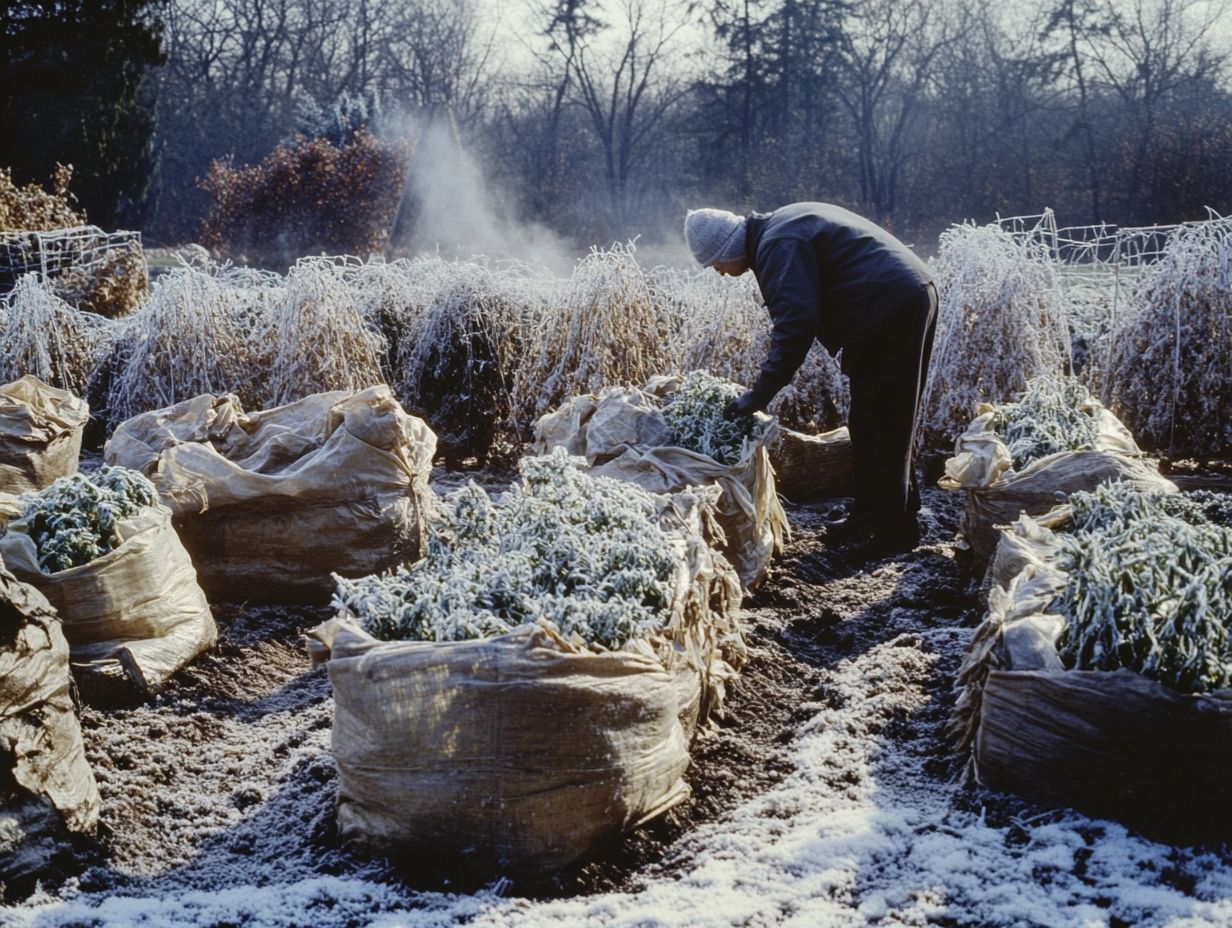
[1053,483,1232,695]
[319,448,743,873]
[987,376,1103,470]
[1,465,216,699]
[334,448,683,648]
[952,481,1232,839]
[22,467,159,572]
[661,370,756,466]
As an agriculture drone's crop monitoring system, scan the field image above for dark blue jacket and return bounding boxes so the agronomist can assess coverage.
[745,202,934,407]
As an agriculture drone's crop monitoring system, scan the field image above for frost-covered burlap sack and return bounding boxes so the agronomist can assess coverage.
[939,399,1166,562]
[0,567,100,899]
[534,376,787,590]
[0,504,217,699]
[952,507,1232,840]
[105,385,437,604]
[0,375,89,496]
[309,489,743,874]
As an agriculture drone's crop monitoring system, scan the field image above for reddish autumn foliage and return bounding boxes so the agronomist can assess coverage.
[199,130,410,266]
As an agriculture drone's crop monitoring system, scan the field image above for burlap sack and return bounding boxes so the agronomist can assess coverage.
[0,376,88,496]
[105,385,437,604]
[0,505,217,699]
[309,487,743,874]
[953,509,1232,840]
[940,400,1167,562]
[1,567,100,897]
[534,377,787,590]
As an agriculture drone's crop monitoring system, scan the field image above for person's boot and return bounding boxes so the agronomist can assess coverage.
[823,513,875,546]
[848,521,921,563]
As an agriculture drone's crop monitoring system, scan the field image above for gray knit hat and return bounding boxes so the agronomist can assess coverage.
[684,208,747,266]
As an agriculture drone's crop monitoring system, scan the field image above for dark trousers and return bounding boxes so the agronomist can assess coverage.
[840,282,938,540]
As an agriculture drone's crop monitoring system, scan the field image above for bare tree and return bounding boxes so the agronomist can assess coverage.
[559,0,696,220]
[1083,0,1229,220]
[835,0,960,224]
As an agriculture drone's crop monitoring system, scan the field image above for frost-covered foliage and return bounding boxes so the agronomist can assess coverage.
[663,370,754,465]
[96,266,270,426]
[358,256,537,463]
[1100,218,1232,456]
[988,376,1101,469]
[513,243,677,427]
[334,449,679,648]
[658,266,849,432]
[261,258,386,406]
[921,221,1071,449]
[22,465,159,572]
[0,273,104,395]
[1054,482,1232,694]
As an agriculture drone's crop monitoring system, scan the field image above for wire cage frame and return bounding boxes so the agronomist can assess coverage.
[0,225,143,296]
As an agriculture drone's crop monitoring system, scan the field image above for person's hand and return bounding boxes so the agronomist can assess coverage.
[722,390,759,420]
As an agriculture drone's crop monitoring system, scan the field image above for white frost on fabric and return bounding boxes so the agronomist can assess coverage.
[8,623,1230,928]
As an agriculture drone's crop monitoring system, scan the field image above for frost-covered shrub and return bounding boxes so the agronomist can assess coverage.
[260,257,386,407]
[22,465,158,572]
[513,243,676,428]
[334,449,679,649]
[921,222,1071,449]
[1054,482,1232,694]
[988,376,1101,470]
[0,273,104,396]
[663,371,754,465]
[96,266,267,426]
[1100,219,1232,457]
[362,256,538,462]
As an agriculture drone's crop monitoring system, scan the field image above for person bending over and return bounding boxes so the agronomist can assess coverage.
[684,202,937,559]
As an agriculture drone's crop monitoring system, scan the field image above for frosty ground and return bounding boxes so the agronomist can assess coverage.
[4,485,1231,928]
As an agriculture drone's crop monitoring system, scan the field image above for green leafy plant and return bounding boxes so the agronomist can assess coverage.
[23,466,159,572]
[1053,483,1232,694]
[988,376,1101,470]
[333,448,680,649]
[663,370,755,465]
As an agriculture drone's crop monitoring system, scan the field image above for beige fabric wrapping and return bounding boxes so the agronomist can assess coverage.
[952,509,1232,838]
[0,506,217,697]
[309,488,744,874]
[105,385,437,604]
[0,567,100,875]
[533,379,788,590]
[0,376,88,496]
[940,401,1168,562]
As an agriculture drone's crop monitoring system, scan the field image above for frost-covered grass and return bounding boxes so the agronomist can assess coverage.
[512,243,676,429]
[1054,482,1232,694]
[1099,218,1232,457]
[921,221,1071,450]
[333,449,679,649]
[662,370,754,465]
[97,266,272,425]
[22,465,158,572]
[988,376,1101,470]
[0,273,104,396]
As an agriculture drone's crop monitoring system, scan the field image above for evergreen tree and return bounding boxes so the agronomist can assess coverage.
[0,1,166,229]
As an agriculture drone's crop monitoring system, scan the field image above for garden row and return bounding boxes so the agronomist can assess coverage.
[943,375,1232,841]
[1,368,846,895]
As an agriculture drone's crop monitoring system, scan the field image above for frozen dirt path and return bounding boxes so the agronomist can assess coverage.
[5,491,1232,927]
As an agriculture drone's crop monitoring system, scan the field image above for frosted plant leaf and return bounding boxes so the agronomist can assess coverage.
[22,465,160,572]
[662,370,754,466]
[1051,482,1232,694]
[333,448,679,650]
[987,376,1101,469]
